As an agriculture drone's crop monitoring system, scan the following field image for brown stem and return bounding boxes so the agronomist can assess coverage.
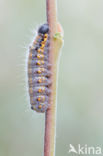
[44,0,61,156]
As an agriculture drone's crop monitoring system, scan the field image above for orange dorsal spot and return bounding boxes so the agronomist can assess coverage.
[37,68,44,74]
[44,38,47,42]
[38,88,42,93]
[42,38,47,44]
[36,60,44,65]
[38,77,45,83]
[37,97,41,101]
[36,61,41,65]
[37,48,44,53]
[41,44,45,49]
[44,34,48,38]
[38,87,45,93]
[37,96,45,102]
[37,49,41,53]
[37,70,42,74]
[37,54,44,59]
[38,105,42,109]
[38,78,42,83]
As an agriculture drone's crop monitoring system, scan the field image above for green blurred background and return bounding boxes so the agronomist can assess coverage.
[1,0,103,155]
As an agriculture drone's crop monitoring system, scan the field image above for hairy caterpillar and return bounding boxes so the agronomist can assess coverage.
[28,24,51,113]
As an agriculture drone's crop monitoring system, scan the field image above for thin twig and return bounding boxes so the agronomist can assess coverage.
[44,0,63,156]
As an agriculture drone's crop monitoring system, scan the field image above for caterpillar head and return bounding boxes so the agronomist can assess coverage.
[38,24,49,34]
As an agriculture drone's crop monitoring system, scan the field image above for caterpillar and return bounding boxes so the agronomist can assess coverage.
[28,23,51,113]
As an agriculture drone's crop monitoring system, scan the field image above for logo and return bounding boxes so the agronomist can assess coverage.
[68,144,102,155]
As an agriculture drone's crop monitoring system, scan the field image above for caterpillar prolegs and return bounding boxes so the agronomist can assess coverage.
[28,24,52,113]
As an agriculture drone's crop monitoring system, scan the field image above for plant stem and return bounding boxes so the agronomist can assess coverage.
[44,0,63,156]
